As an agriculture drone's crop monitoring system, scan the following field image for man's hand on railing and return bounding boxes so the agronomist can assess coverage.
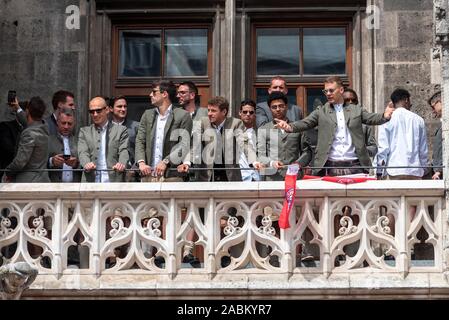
[155,160,167,176]
[138,162,152,176]
[84,162,96,172]
[274,119,293,132]
[272,161,284,170]
[177,164,190,173]
[432,171,442,180]
[252,161,264,171]
[112,163,125,172]
[383,101,395,119]
[52,154,65,168]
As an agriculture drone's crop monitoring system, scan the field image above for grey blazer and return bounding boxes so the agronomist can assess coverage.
[191,117,256,182]
[290,102,388,174]
[123,118,139,166]
[256,101,303,128]
[6,120,50,183]
[78,122,129,182]
[47,133,82,182]
[257,121,312,181]
[44,114,58,136]
[135,107,193,179]
[432,122,442,175]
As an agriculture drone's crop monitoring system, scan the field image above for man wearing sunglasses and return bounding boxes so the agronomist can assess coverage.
[135,80,192,182]
[238,99,260,182]
[275,76,395,176]
[78,97,129,182]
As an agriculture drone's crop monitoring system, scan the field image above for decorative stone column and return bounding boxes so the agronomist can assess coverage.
[434,0,449,280]
[0,262,38,300]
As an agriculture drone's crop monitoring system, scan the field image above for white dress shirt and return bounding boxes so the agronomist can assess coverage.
[96,123,109,183]
[376,107,428,177]
[61,136,73,182]
[151,105,172,175]
[239,128,260,182]
[328,103,358,161]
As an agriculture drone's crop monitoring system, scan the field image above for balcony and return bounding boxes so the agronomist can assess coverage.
[0,180,448,299]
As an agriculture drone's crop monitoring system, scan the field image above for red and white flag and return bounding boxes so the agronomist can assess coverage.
[279,164,299,229]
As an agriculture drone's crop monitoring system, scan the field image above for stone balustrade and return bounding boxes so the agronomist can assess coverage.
[0,180,448,298]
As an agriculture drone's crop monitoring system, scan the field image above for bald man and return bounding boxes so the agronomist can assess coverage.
[78,96,129,182]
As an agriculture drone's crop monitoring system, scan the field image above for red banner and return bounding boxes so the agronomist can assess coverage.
[279,165,299,229]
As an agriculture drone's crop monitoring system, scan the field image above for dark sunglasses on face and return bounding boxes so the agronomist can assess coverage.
[241,110,255,115]
[89,107,106,114]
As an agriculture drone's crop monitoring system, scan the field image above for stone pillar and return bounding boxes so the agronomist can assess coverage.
[225,0,236,115]
[0,262,38,300]
[434,0,449,279]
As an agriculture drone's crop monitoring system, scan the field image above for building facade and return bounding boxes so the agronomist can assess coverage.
[0,0,441,127]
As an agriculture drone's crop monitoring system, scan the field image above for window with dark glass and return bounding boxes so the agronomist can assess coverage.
[117,28,209,78]
[253,23,351,116]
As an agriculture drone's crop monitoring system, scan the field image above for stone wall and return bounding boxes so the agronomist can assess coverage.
[373,0,440,152]
[0,0,88,123]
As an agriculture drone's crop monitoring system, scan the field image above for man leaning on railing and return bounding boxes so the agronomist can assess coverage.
[77,97,129,183]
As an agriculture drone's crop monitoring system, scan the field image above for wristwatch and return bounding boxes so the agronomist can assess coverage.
[162,158,170,165]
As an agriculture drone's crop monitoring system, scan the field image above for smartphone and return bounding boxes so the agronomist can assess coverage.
[7,90,16,104]
[63,154,71,160]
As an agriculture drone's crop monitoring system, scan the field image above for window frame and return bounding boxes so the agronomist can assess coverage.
[111,23,213,98]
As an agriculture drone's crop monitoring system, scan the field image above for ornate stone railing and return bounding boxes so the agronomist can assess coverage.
[0,181,448,298]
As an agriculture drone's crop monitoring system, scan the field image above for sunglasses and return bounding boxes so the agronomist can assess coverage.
[89,107,106,114]
[241,110,255,115]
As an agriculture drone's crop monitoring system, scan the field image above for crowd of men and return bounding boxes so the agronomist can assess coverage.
[0,75,443,185]
[0,75,443,268]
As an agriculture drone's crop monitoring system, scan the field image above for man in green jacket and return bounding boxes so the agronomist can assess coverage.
[275,76,395,176]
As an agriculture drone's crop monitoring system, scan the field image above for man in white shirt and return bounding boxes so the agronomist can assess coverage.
[47,108,81,182]
[376,89,428,179]
[238,100,260,182]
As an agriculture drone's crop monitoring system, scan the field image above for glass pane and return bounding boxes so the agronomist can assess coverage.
[303,28,346,75]
[119,30,161,77]
[165,29,208,77]
[256,88,297,106]
[124,96,155,122]
[306,88,326,115]
[256,28,300,75]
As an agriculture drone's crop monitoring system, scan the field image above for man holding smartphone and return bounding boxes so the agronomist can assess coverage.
[47,108,81,182]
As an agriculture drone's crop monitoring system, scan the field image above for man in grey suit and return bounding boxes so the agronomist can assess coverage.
[135,80,193,182]
[78,97,129,182]
[108,96,139,165]
[178,96,259,182]
[275,76,395,176]
[4,97,50,183]
[46,90,76,136]
[256,76,303,128]
[177,81,208,121]
[428,91,443,180]
[258,92,312,181]
[47,108,81,183]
